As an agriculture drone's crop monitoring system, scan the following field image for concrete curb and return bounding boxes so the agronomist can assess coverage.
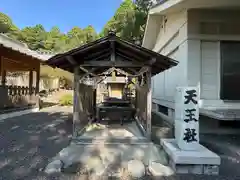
[40,104,60,110]
[0,107,39,121]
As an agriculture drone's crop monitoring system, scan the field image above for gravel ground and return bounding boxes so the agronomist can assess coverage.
[0,108,240,180]
[0,106,73,180]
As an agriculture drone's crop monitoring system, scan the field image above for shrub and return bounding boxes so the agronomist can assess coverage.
[59,94,73,106]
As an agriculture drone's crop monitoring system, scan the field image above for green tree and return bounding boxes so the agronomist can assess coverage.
[44,26,61,50]
[53,34,69,52]
[101,0,152,43]
[133,0,153,41]
[67,27,85,49]
[101,0,135,40]
[83,25,98,43]
[44,26,68,53]
[18,24,46,50]
[134,0,153,13]
[0,12,18,33]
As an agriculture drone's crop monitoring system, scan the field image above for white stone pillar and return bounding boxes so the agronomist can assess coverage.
[175,87,200,150]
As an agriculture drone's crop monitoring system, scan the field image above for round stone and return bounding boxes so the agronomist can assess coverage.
[86,157,105,176]
[127,159,145,178]
[44,160,63,174]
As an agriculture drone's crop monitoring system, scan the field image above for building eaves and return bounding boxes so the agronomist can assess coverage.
[0,33,53,61]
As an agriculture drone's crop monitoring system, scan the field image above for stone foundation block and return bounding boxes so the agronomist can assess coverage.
[203,165,219,175]
[173,164,203,174]
[161,139,221,175]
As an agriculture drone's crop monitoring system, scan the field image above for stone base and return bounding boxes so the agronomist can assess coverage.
[161,139,221,175]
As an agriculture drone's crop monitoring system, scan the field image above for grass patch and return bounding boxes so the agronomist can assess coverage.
[59,93,73,106]
[39,101,58,109]
[85,123,106,132]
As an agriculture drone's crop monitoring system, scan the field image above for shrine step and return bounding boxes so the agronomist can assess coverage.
[71,137,150,145]
[64,141,168,166]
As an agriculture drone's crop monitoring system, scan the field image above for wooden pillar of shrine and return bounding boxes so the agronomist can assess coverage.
[146,67,152,138]
[29,70,33,94]
[36,67,40,94]
[73,67,80,136]
[0,57,6,86]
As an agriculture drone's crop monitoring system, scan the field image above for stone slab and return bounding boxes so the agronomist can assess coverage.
[149,162,174,176]
[45,160,63,174]
[127,159,145,178]
[161,139,221,165]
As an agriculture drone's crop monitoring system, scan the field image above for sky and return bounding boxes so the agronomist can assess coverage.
[0,0,123,33]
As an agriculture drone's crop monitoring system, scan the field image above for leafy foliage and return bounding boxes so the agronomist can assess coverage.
[59,93,73,106]
[0,12,19,33]
[0,0,152,52]
[18,25,46,51]
[0,0,152,82]
[101,0,152,43]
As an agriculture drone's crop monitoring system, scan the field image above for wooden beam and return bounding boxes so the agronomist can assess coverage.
[36,68,40,94]
[117,49,158,66]
[2,58,36,71]
[149,57,156,65]
[83,48,110,60]
[138,66,149,74]
[73,67,80,137]
[115,52,144,64]
[93,89,97,116]
[119,66,149,77]
[116,39,153,58]
[116,48,146,61]
[110,40,115,62]
[0,57,6,86]
[70,39,109,56]
[0,46,40,67]
[127,68,138,74]
[101,67,114,75]
[113,68,133,76]
[96,76,107,84]
[79,67,98,77]
[29,71,33,94]
[146,68,152,138]
[79,68,98,81]
[66,56,77,65]
[81,60,144,67]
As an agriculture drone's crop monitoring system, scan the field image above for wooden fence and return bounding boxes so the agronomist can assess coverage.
[0,85,39,110]
[74,83,96,135]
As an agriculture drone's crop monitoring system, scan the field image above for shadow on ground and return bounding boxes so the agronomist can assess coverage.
[151,112,240,179]
[0,107,73,180]
[1,109,240,180]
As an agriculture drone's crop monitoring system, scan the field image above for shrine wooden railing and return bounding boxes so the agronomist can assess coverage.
[0,85,39,110]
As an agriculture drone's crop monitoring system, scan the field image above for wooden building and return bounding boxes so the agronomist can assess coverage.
[0,34,49,111]
[46,32,178,137]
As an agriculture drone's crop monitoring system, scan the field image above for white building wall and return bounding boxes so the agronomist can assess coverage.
[151,8,240,121]
[152,10,188,109]
[187,9,240,109]
[200,41,220,100]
